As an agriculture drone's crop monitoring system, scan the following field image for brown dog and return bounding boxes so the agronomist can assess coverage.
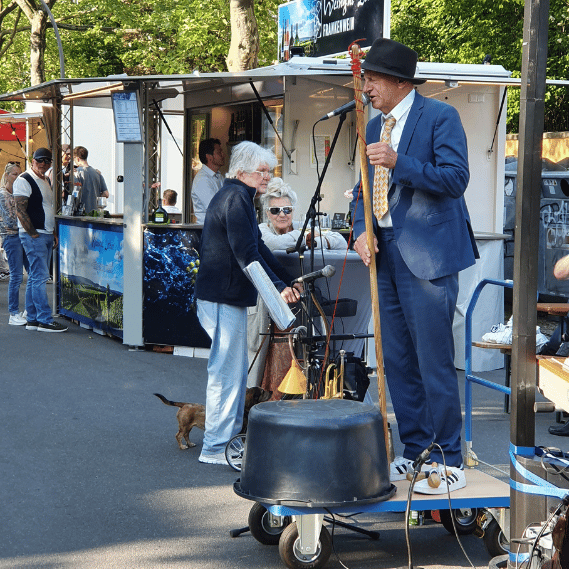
[154,386,271,450]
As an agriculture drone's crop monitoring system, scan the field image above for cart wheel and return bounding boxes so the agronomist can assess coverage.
[225,433,246,472]
[484,519,509,558]
[439,508,478,535]
[248,502,291,545]
[278,522,332,569]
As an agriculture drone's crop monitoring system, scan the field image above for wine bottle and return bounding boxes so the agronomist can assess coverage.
[153,204,169,224]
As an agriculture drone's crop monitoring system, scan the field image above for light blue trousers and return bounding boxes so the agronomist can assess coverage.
[197,299,248,456]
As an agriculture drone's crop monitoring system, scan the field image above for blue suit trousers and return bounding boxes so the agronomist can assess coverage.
[377,228,463,467]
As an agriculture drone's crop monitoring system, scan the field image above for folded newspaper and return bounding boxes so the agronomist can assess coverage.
[243,261,296,330]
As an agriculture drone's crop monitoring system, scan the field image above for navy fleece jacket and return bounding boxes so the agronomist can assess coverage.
[195,178,292,307]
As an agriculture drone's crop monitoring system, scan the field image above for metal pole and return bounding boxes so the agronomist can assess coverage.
[509,0,550,565]
[37,0,65,79]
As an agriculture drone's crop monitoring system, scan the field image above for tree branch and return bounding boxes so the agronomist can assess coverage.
[0,5,20,58]
[0,0,19,20]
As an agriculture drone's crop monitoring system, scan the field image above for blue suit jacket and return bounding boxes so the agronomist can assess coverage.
[352,92,479,280]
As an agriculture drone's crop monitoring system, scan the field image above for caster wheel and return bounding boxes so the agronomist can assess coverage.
[484,519,509,558]
[225,433,246,472]
[248,502,291,545]
[278,522,332,569]
[440,508,478,535]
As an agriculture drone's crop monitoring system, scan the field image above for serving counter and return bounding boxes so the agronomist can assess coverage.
[57,215,125,337]
[56,216,210,349]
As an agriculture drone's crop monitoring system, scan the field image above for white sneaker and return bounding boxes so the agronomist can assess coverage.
[9,313,27,326]
[198,452,228,465]
[390,456,432,481]
[482,323,512,344]
[413,464,466,495]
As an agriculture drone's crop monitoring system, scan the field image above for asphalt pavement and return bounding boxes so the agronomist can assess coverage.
[2,277,569,569]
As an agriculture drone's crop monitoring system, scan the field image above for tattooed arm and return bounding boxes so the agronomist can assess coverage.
[14,196,39,238]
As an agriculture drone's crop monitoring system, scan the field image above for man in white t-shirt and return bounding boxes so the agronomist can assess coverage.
[162,189,181,214]
[13,148,67,332]
[191,138,225,223]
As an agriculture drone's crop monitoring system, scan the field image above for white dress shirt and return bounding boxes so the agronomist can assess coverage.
[377,89,415,228]
[191,165,224,224]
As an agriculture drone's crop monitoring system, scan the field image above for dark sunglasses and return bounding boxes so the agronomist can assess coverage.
[4,161,20,172]
[35,158,52,164]
[268,206,293,215]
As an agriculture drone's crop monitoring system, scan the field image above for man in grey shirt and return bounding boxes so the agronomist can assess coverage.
[191,138,225,224]
[73,146,109,216]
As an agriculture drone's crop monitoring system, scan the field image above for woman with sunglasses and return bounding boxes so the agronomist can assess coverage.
[259,178,347,251]
[248,178,347,394]
[0,162,29,325]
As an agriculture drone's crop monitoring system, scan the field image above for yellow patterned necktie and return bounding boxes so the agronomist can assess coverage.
[373,115,397,220]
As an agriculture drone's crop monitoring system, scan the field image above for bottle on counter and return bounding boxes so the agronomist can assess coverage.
[153,204,169,224]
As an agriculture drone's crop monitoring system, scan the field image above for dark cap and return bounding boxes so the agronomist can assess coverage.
[33,148,52,161]
[362,38,426,85]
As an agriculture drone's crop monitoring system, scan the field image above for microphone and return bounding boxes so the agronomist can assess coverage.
[292,265,336,285]
[319,93,370,121]
[413,442,435,469]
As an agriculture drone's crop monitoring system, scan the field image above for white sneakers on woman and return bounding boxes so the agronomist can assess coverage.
[9,312,27,326]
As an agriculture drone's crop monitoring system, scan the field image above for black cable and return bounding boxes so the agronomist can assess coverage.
[524,497,567,568]
[324,509,351,569]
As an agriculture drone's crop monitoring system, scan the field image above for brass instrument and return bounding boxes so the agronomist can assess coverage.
[323,350,345,399]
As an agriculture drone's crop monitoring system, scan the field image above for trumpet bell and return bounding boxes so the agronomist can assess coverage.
[278,360,307,395]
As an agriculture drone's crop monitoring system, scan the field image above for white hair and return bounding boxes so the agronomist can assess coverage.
[260,177,298,222]
[226,141,278,178]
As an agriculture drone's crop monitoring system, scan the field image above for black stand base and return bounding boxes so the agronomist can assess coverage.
[229,518,380,540]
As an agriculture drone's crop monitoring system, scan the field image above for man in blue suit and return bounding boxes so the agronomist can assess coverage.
[351,38,478,494]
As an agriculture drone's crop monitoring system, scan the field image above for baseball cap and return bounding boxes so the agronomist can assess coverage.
[33,148,52,161]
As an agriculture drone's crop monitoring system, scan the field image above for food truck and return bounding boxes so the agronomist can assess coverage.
[0,55,514,369]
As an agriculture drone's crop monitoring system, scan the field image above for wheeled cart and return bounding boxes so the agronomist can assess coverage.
[236,469,510,569]
[231,279,515,569]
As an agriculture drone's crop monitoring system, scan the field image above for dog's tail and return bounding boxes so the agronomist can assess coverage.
[153,393,188,409]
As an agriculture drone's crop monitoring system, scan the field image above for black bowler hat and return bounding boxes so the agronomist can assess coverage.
[33,147,52,161]
[362,38,426,85]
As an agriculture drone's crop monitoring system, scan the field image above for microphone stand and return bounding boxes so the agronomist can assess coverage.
[288,111,348,395]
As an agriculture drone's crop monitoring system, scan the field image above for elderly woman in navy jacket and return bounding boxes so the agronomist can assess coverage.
[194,141,300,465]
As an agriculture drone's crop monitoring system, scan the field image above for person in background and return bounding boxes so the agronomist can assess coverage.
[47,144,72,202]
[162,189,181,214]
[247,178,347,392]
[351,38,478,493]
[73,146,109,216]
[259,177,348,251]
[0,162,29,324]
[191,138,224,224]
[539,254,569,436]
[13,148,67,332]
[194,141,300,465]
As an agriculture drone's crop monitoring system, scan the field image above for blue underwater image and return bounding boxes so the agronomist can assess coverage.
[143,227,211,348]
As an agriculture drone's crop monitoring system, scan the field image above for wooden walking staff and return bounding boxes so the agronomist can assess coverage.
[350,42,392,461]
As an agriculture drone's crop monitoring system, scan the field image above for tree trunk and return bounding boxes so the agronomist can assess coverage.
[29,9,47,85]
[226,0,259,72]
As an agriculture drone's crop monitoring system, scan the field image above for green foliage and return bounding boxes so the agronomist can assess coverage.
[0,0,286,107]
[391,0,569,133]
[3,0,566,132]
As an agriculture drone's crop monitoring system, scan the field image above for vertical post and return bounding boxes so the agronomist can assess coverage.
[509,0,549,564]
[122,141,145,347]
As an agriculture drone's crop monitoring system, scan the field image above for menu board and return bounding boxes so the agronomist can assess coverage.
[112,91,142,143]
